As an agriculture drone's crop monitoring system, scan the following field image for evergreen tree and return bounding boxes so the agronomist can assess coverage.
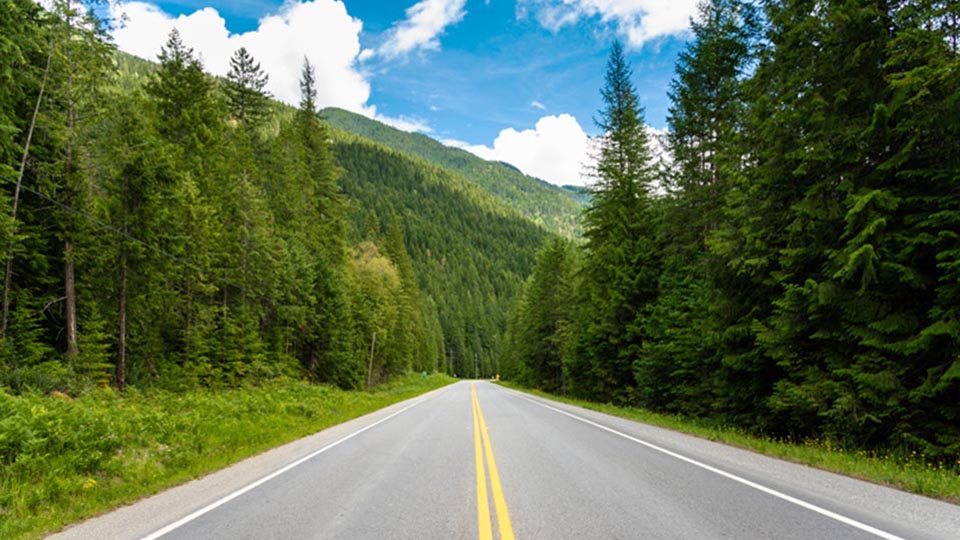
[568,41,659,404]
[225,47,270,129]
[666,0,757,246]
[638,0,758,414]
[0,0,46,345]
[708,0,960,452]
[146,29,221,153]
[271,57,354,386]
[384,217,435,372]
[144,28,226,381]
[0,0,51,377]
[41,0,113,361]
[506,236,576,392]
[91,88,178,389]
[299,56,317,115]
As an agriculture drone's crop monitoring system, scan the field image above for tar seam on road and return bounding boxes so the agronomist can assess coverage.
[472,384,515,540]
[137,388,446,540]
[507,390,906,540]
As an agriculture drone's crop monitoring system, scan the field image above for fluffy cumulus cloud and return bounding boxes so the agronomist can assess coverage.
[378,0,467,58]
[446,118,671,187]
[110,0,416,127]
[518,0,698,47]
[447,114,591,187]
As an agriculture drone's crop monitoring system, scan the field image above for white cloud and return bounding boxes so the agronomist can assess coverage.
[518,0,697,47]
[378,0,467,58]
[531,100,546,110]
[445,119,671,188]
[447,114,592,187]
[111,1,373,114]
[645,125,670,165]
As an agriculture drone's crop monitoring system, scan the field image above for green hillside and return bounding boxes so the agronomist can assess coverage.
[331,129,546,376]
[321,107,584,235]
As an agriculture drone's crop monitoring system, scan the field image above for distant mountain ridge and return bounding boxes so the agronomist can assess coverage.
[321,107,584,235]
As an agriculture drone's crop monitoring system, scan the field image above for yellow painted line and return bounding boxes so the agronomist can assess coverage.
[472,385,493,540]
[472,384,515,540]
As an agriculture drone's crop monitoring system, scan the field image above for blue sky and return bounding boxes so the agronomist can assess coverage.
[109,0,697,185]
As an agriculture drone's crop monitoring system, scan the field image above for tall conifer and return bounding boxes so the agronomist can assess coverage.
[569,41,659,404]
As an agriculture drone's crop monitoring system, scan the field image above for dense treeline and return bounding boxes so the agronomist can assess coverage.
[504,0,960,458]
[0,1,459,392]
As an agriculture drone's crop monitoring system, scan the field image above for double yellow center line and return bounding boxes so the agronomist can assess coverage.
[471,384,514,540]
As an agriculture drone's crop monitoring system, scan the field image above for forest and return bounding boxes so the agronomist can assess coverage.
[2,0,958,462]
[0,0,550,397]
[502,0,960,459]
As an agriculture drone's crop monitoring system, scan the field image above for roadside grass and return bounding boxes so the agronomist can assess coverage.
[0,373,455,540]
[498,382,960,504]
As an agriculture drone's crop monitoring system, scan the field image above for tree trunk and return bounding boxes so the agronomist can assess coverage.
[308,348,318,373]
[366,331,377,391]
[184,286,191,363]
[63,6,79,359]
[65,237,78,357]
[118,241,127,392]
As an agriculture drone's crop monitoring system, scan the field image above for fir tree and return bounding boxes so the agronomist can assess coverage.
[508,236,576,393]
[225,47,270,129]
[569,41,659,404]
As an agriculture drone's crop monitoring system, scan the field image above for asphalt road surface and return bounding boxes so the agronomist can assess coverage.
[52,381,959,540]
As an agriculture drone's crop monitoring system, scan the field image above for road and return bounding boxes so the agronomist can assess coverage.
[52,381,959,540]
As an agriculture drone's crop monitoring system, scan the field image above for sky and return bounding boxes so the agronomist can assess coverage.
[106,0,697,186]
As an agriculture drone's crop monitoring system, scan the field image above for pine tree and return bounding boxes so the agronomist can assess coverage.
[91,89,171,390]
[267,57,355,386]
[0,0,46,343]
[145,28,226,379]
[666,0,757,246]
[147,29,221,153]
[869,0,960,456]
[384,216,435,372]
[638,0,758,415]
[299,56,316,115]
[710,0,960,450]
[225,47,270,129]
[43,0,113,361]
[509,236,576,392]
[569,41,659,404]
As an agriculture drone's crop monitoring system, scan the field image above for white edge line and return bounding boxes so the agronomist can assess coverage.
[505,389,905,540]
[139,388,443,540]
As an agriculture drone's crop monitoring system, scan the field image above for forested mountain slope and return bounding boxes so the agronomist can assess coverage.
[321,107,584,235]
[331,129,546,377]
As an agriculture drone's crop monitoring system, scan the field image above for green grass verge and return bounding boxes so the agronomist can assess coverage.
[498,382,960,504]
[0,373,455,540]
